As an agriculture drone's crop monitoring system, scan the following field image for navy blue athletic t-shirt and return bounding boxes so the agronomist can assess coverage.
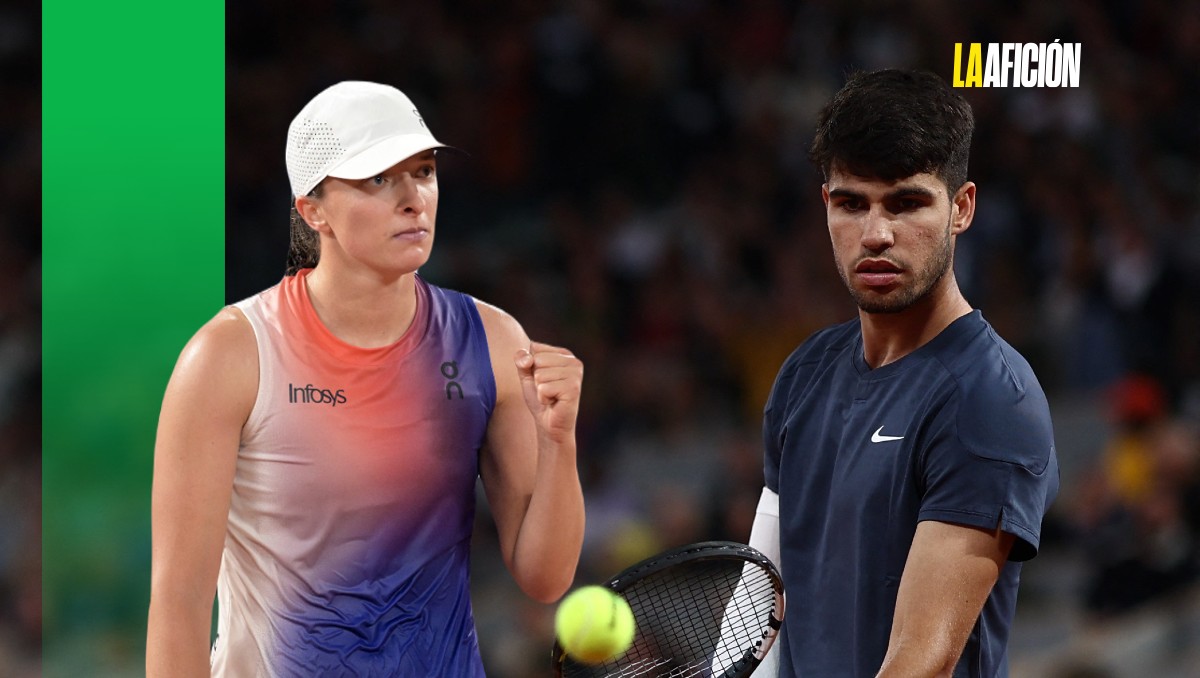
[763,310,1058,677]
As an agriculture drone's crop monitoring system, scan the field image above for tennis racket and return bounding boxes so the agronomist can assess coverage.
[553,541,784,678]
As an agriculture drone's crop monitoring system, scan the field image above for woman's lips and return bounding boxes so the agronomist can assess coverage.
[394,229,429,241]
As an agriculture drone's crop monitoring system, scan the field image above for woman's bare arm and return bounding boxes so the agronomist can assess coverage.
[146,308,257,677]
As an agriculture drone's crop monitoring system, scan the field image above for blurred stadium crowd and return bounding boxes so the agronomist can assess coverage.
[216,0,1194,676]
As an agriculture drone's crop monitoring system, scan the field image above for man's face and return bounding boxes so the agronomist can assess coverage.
[822,169,974,314]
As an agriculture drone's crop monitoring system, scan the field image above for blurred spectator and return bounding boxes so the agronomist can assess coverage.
[1067,377,1200,616]
[1102,374,1169,507]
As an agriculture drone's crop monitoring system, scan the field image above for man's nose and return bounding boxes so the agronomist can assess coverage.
[860,208,895,252]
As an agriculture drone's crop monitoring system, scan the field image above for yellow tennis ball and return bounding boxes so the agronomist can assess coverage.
[555,586,636,664]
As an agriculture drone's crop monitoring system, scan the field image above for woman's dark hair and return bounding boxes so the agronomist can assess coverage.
[286,185,321,275]
[809,69,974,194]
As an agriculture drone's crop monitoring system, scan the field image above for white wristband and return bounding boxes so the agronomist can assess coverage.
[747,487,782,678]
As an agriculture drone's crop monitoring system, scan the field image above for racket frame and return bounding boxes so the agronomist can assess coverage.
[552,540,785,678]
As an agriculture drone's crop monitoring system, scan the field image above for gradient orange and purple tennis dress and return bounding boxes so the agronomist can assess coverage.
[212,269,495,677]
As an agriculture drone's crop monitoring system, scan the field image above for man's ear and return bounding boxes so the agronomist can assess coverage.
[951,181,976,235]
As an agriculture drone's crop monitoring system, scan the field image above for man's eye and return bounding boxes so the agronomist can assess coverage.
[419,165,436,178]
[371,175,387,185]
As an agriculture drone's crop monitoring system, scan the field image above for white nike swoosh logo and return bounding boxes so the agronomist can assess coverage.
[871,426,905,443]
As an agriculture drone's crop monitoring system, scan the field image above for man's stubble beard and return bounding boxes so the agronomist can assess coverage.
[838,217,955,315]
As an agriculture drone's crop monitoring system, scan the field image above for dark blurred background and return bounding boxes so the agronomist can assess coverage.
[1,0,41,674]
[219,0,1195,676]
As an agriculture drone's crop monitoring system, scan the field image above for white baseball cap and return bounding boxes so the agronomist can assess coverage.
[285,81,448,197]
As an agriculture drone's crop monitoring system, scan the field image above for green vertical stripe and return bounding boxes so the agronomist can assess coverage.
[43,2,225,673]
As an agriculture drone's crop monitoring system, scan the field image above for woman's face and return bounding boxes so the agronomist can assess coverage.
[304,150,439,277]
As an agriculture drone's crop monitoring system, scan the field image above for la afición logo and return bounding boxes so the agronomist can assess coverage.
[952,40,1080,87]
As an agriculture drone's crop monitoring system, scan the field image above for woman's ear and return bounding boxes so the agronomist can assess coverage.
[294,194,328,235]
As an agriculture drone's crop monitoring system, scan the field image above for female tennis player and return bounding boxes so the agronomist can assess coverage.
[146,81,586,677]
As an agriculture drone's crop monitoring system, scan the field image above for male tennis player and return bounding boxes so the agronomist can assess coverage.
[748,69,1059,676]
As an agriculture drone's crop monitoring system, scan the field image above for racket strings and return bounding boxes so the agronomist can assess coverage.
[560,559,780,678]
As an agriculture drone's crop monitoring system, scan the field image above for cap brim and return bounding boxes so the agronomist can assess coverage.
[326,133,450,180]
